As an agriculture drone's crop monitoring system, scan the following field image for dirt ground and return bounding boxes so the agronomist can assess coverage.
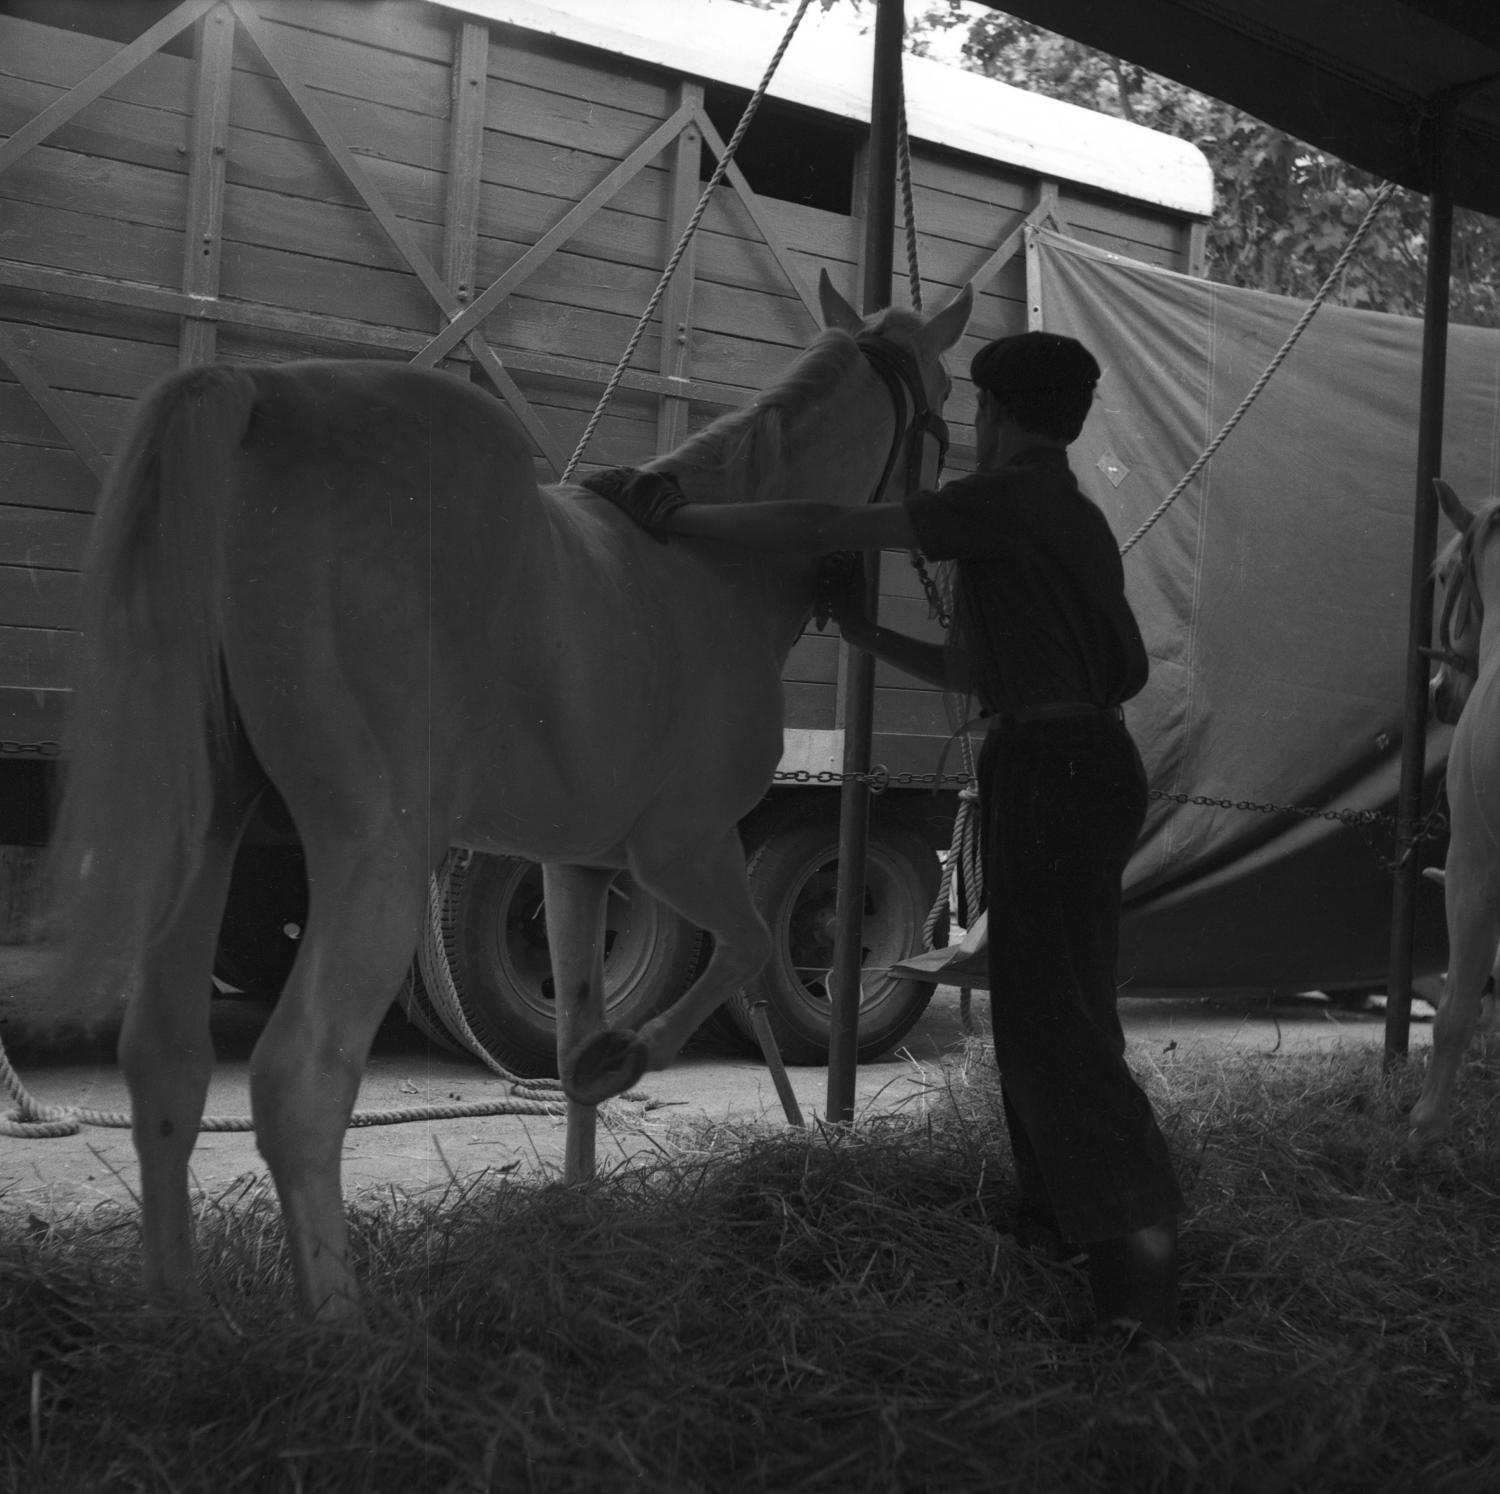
[0,944,1435,1218]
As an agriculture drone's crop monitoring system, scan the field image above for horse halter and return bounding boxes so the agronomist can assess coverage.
[855,332,951,502]
[1427,529,1483,679]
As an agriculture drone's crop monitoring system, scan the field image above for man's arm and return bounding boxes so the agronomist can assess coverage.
[670,499,916,554]
[837,609,972,692]
[581,466,920,554]
[582,471,971,688]
[682,499,973,691]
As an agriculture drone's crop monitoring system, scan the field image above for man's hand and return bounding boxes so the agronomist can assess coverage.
[578,467,688,543]
[812,551,867,632]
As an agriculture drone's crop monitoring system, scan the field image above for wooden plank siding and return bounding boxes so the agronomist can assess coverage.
[0,0,1207,765]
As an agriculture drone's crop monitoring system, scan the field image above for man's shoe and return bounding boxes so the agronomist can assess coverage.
[1085,1219,1179,1339]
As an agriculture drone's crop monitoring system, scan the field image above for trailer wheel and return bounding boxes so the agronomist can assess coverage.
[422,853,705,1077]
[727,806,939,1065]
[395,964,468,1055]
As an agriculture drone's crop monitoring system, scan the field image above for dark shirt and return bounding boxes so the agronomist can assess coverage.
[904,446,1148,715]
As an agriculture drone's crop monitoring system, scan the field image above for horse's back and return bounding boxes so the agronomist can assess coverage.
[210,361,692,853]
[209,358,791,863]
[239,359,537,501]
[225,359,544,663]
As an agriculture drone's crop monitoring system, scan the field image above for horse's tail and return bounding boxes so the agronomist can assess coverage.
[44,364,258,1003]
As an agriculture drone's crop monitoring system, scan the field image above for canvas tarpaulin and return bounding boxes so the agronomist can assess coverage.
[1031,229,1500,991]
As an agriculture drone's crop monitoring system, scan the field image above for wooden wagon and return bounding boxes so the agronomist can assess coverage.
[0,0,1211,1063]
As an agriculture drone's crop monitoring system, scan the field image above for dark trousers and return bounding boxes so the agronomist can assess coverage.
[980,714,1183,1243]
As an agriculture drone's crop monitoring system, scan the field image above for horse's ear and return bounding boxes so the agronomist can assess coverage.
[817,268,863,335]
[919,281,974,356]
[1435,478,1476,533]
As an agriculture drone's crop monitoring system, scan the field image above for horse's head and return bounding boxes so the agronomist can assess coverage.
[1430,478,1485,723]
[656,274,971,512]
[816,270,972,417]
[815,271,973,499]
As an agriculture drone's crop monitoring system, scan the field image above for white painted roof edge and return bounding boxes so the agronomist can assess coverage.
[434,0,1215,219]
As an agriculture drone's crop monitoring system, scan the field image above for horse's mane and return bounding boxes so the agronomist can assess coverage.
[649,312,920,505]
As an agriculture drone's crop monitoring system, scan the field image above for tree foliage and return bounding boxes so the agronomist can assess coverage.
[906,5,1500,327]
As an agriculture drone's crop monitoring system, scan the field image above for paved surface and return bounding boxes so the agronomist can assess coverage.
[0,943,1436,1218]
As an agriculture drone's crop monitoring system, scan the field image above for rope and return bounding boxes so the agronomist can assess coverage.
[561,0,816,482]
[892,50,983,964]
[922,782,981,947]
[1118,180,1399,556]
[0,870,663,1139]
[897,85,922,313]
[0,1023,570,1139]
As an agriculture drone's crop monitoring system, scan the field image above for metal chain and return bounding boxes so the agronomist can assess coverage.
[909,552,953,629]
[0,740,61,756]
[1147,787,1389,829]
[1386,798,1452,869]
[1143,786,1449,873]
[773,766,971,793]
[776,769,1450,846]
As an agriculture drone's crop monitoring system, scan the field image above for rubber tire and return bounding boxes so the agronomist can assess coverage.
[395,963,469,1056]
[432,853,706,1077]
[727,805,940,1065]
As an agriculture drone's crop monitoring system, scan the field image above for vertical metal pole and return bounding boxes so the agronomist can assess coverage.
[1386,102,1456,1061]
[178,3,233,369]
[826,0,903,1123]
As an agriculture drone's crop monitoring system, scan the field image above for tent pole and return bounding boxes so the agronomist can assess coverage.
[826,0,903,1124]
[1385,101,1456,1062]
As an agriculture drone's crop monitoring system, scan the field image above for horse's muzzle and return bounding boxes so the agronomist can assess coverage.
[1430,668,1468,725]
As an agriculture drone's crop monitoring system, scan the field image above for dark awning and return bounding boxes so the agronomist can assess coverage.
[987,1,1500,216]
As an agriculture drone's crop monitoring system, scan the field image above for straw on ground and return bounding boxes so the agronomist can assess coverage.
[3,1036,1498,1493]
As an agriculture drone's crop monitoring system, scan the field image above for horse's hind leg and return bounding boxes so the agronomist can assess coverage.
[563,829,771,1106]
[118,812,245,1304]
[1411,850,1500,1140]
[541,863,616,1182]
[248,839,425,1321]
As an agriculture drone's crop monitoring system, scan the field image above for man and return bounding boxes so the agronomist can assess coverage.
[586,331,1183,1340]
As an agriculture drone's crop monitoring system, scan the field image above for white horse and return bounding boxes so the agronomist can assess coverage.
[1411,478,1500,1139]
[44,272,973,1319]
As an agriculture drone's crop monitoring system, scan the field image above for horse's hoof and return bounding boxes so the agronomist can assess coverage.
[1407,1113,1440,1146]
[1404,1124,1441,1162]
[1405,1093,1451,1149]
[563,1029,649,1106]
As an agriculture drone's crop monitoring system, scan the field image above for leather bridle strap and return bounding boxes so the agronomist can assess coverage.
[855,333,950,503]
[1432,532,1482,678]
